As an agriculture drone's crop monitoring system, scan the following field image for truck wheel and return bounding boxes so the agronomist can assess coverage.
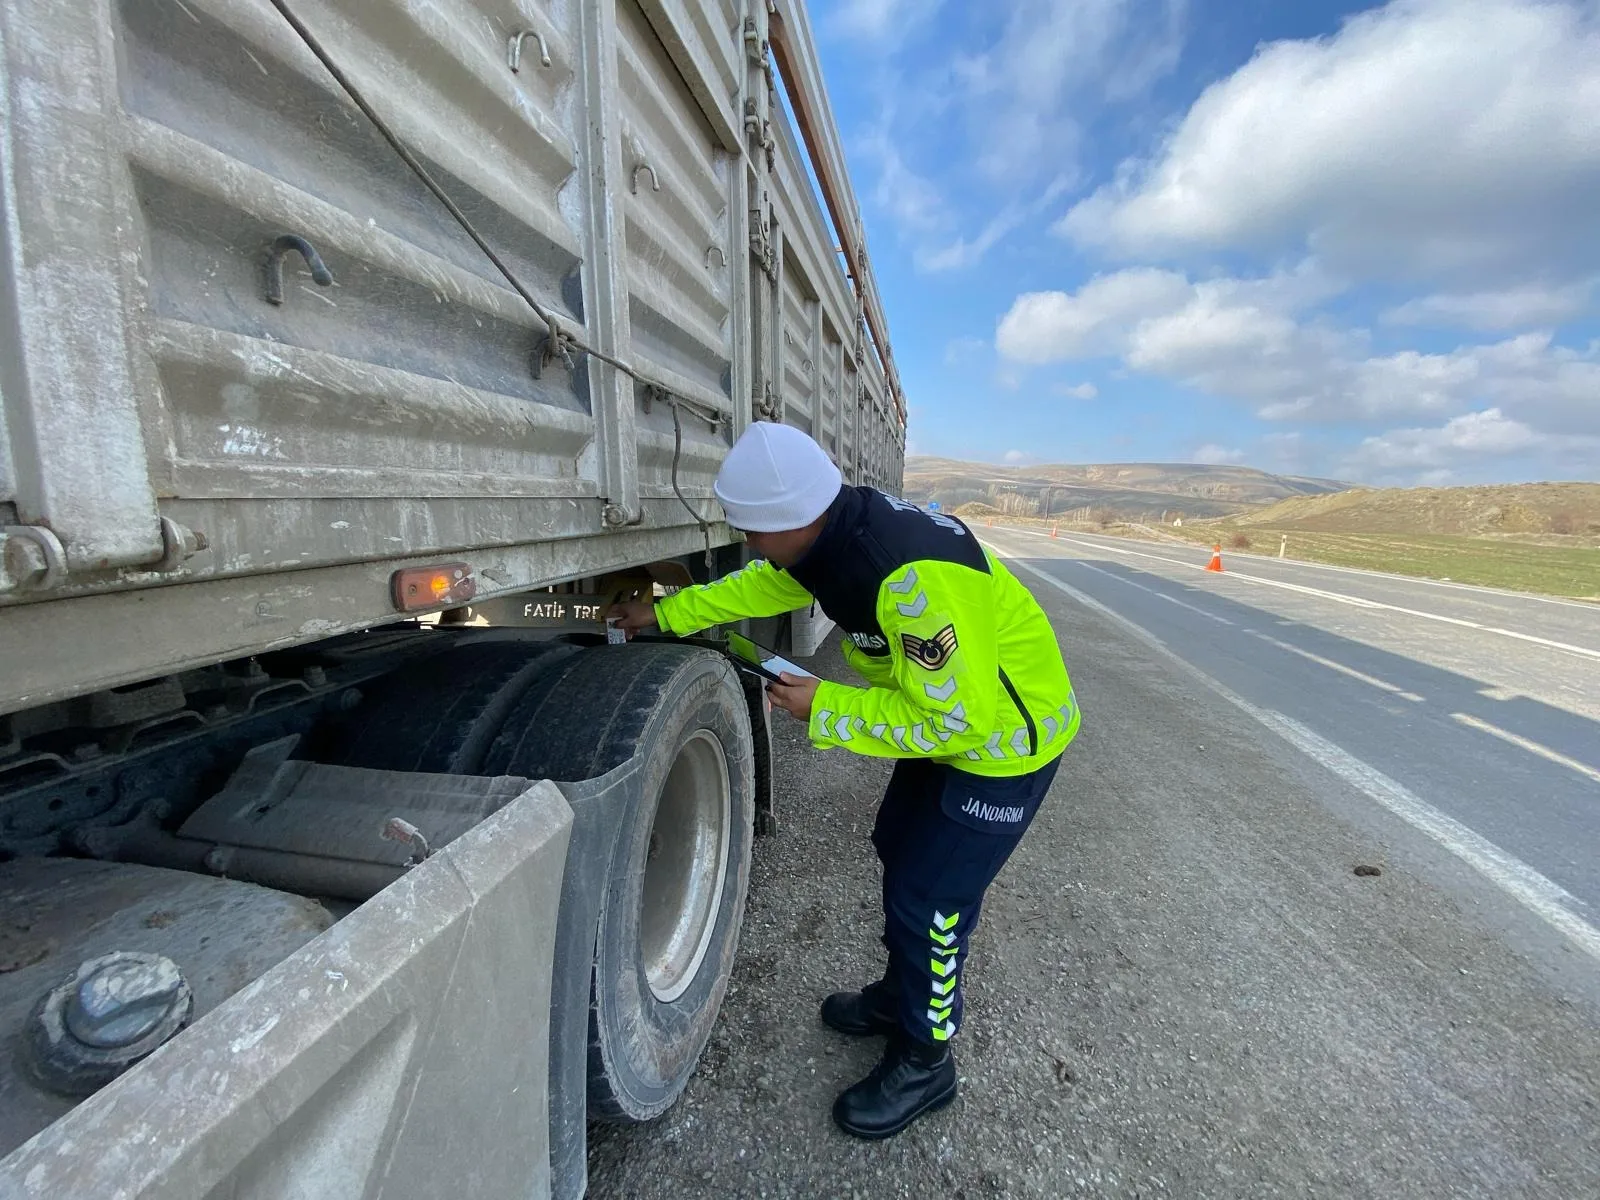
[481,645,755,1122]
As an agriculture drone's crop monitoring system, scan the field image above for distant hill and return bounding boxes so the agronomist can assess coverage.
[902,458,1348,520]
[1228,482,1600,537]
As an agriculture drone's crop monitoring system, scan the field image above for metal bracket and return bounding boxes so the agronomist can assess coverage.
[631,161,660,195]
[1,525,68,594]
[508,29,551,72]
[742,17,768,65]
[749,210,776,279]
[263,235,333,306]
[155,518,209,573]
[705,244,727,269]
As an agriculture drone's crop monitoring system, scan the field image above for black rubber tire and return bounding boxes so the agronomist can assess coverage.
[317,638,582,773]
[481,644,756,1122]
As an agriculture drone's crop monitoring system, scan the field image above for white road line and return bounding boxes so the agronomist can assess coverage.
[1070,560,1235,625]
[1451,713,1600,786]
[992,528,1600,664]
[1006,526,1600,611]
[998,549,1600,966]
[1255,713,1600,962]
[1248,632,1425,702]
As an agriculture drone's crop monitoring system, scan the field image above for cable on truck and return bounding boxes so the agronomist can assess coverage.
[264,0,720,563]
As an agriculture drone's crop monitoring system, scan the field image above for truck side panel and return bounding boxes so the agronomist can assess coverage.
[0,0,906,713]
[0,780,573,1199]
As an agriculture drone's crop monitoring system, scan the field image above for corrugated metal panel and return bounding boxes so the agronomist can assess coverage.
[0,400,13,510]
[0,0,906,710]
[840,354,860,483]
[770,101,853,342]
[615,0,737,509]
[636,0,743,150]
[819,321,843,460]
[616,0,733,412]
[780,254,817,435]
[124,0,596,501]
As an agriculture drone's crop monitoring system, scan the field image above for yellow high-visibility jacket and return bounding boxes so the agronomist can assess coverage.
[655,487,1079,778]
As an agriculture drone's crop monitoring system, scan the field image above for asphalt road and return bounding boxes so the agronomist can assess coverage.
[587,534,1600,1199]
[980,527,1600,936]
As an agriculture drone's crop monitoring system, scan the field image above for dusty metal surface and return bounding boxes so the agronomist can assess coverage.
[0,858,332,1158]
[0,779,574,1199]
[0,0,906,714]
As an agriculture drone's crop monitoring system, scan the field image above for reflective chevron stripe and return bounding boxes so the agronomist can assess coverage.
[910,724,936,751]
[896,591,928,618]
[939,703,968,734]
[923,676,958,702]
[985,732,1006,760]
[833,715,853,742]
[886,567,919,594]
[928,907,962,1038]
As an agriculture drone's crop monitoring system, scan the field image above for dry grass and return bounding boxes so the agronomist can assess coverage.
[1159,523,1600,600]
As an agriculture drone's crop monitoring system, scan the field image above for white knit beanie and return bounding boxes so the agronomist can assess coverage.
[713,421,843,532]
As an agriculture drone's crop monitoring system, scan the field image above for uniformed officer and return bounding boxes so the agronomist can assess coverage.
[610,421,1079,1140]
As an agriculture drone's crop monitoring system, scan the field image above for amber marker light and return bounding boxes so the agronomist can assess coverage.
[391,562,477,613]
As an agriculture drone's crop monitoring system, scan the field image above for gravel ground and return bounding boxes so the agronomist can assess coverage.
[586,582,1600,1199]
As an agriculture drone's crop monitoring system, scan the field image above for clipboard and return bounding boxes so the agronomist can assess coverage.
[724,631,817,685]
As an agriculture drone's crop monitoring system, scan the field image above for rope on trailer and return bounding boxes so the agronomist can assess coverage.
[264,0,728,543]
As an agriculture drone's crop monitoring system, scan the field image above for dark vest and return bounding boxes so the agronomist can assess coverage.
[785,487,989,658]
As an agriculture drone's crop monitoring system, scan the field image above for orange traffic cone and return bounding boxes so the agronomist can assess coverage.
[1206,544,1224,573]
[1050,523,1059,538]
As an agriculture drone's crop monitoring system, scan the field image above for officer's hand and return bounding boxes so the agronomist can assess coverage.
[604,599,658,640]
[766,672,819,722]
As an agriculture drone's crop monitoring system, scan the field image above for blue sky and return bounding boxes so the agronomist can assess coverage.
[809,0,1600,485]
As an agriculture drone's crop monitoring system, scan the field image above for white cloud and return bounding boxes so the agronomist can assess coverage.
[853,1,1186,272]
[918,210,1025,273]
[1059,0,1600,291]
[1383,280,1597,331]
[994,265,1600,481]
[943,336,988,365]
[995,269,1192,363]
[1192,443,1245,465]
[954,0,1187,184]
[1055,382,1100,400]
[915,176,1075,273]
[1344,408,1541,473]
[1003,449,1037,465]
[865,133,950,235]
[827,0,942,42]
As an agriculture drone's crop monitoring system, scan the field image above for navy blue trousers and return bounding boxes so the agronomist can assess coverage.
[871,754,1060,1045]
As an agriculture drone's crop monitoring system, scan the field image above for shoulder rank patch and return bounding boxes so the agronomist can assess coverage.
[901,624,958,670]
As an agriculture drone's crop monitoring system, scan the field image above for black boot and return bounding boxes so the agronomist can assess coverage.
[832,1035,958,1140]
[819,978,898,1037]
